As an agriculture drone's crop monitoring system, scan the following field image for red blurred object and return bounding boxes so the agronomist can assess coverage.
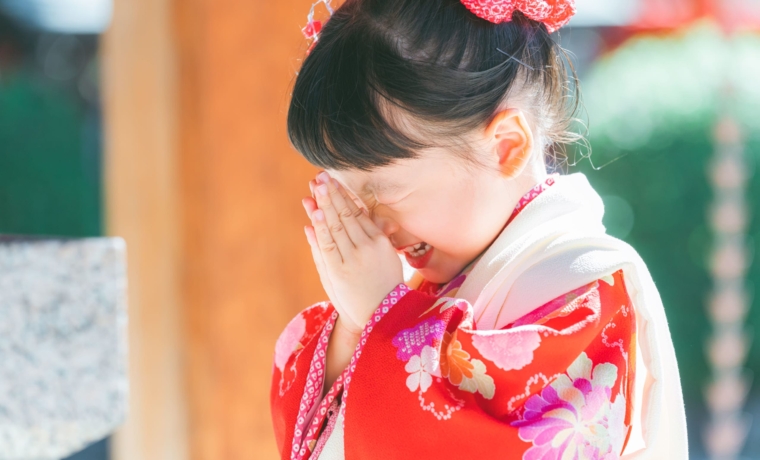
[635,0,707,29]
[595,0,760,55]
[635,0,760,33]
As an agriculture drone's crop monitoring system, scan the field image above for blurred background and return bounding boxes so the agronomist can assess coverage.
[1,0,759,458]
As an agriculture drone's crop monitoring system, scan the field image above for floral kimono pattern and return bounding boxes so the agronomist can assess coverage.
[271,176,637,460]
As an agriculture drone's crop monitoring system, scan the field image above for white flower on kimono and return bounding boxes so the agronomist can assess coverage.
[432,297,470,314]
[471,329,541,371]
[274,313,306,372]
[511,352,627,459]
[458,359,495,400]
[405,345,440,393]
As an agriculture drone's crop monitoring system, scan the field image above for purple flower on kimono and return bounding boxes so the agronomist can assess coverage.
[438,274,465,296]
[511,352,626,460]
[392,318,446,361]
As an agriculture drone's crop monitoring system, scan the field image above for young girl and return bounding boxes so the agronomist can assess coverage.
[271,0,688,458]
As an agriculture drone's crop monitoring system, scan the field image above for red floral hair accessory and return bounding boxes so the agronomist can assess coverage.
[301,0,575,56]
[301,0,334,55]
[459,0,576,33]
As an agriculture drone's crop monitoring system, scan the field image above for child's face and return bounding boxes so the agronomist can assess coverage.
[328,148,526,284]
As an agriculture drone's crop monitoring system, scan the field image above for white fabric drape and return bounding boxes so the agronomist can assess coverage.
[452,172,688,458]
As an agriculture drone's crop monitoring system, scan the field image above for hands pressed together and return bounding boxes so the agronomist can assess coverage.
[302,172,404,337]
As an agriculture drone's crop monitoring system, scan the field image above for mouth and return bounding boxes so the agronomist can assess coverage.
[397,242,434,269]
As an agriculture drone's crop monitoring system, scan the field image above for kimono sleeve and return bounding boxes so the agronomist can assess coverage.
[270,301,336,457]
[342,269,637,459]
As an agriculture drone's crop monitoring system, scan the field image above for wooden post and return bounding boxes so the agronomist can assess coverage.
[101,0,186,458]
[103,0,325,458]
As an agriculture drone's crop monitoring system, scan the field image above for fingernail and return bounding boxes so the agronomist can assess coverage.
[313,209,324,221]
[318,172,330,183]
[331,178,340,189]
[317,184,328,196]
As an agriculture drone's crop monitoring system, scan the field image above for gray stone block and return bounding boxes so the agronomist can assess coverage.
[0,237,128,460]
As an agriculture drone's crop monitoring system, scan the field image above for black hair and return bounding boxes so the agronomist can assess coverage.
[287,0,581,172]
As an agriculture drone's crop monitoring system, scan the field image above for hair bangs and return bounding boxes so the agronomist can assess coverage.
[287,0,583,173]
[288,17,433,172]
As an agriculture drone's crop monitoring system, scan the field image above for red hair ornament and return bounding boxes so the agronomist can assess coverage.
[302,0,333,56]
[460,0,576,33]
[302,0,575,56]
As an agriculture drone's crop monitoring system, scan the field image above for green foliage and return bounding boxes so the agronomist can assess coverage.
[0,71,101,236]
[570,23,760,409]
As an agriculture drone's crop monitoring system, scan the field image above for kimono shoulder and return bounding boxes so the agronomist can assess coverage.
[273,269,638,460]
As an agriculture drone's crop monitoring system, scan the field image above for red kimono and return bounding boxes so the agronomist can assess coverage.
[271,176,637,459]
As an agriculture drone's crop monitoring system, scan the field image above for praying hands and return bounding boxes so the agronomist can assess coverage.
[302,171,404,336]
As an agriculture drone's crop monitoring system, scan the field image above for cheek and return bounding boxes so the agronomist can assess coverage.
[401,194,482,248]
[402,187,506,258]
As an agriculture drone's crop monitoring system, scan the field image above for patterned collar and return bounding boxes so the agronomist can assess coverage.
[507,173,558,225]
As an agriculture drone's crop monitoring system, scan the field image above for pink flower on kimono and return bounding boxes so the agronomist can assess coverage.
[511,352,627,459]
[405,345,440,393]
[274,313,306,372]
[472,329,541,371]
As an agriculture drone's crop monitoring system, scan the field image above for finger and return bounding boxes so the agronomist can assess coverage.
[330,178,385,239]
[315,172,384,240]
[304,225,323,267]
[302,196,318,216]
[304,225,336,301]
[322,177,372,245]
[314,182,356,256]
[311,206,344,266]
[309,179,316,199]
[307,224,361,329]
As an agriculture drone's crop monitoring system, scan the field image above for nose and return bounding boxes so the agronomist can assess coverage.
[369,207,400,238]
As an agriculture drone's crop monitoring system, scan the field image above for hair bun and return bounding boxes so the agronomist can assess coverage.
[458,0,576,33]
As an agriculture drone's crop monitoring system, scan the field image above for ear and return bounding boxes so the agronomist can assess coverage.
[484,108,534,178]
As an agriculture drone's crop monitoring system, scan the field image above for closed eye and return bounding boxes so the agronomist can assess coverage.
[349,193,373,212]
[380,199,402,207]
[377,191,411,207]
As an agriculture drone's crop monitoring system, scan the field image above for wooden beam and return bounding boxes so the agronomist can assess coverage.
[104,0,326,457]
[101,0,187,459]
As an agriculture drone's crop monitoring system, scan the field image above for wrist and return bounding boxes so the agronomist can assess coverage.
[323,314,361,397]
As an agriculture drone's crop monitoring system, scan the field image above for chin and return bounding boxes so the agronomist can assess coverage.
[418,266,459,285]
